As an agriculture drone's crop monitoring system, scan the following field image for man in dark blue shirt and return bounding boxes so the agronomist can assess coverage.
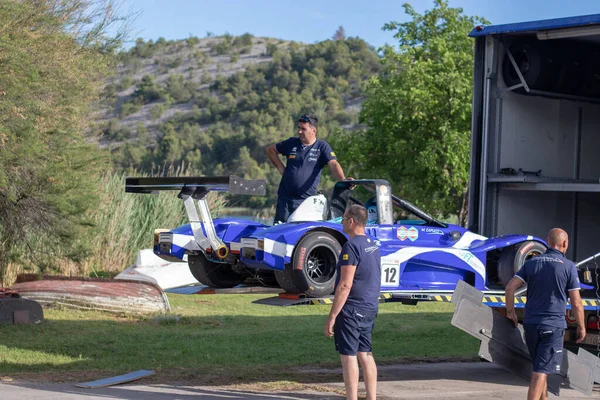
[324,205,381,400]
[505,228,585,400]
[266,114,348,224]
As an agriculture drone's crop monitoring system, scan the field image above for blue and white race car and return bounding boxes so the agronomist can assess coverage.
[126,176,548,297]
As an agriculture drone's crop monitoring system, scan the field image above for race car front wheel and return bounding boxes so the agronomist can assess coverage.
[275,231,341,297]
[188,253,243,288]
[497,241,547,287]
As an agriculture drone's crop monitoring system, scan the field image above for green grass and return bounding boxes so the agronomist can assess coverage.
[0,294,479,382]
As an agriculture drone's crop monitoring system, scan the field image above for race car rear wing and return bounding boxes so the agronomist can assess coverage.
[125,175,266,195]
[126,176,266,260]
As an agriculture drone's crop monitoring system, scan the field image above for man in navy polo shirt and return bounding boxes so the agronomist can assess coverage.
[324,205,381,400]
[266,114,348,224]
[505,228,585,400]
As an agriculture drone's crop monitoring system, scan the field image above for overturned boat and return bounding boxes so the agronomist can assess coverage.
[10,274,170,314]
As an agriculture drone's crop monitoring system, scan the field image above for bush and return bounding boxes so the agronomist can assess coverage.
[150,103,166,120]
[266,43,278,56]
[119,101,140,117]
[118,75,133,91]
[233,33,253,47]
[167,56,183,69]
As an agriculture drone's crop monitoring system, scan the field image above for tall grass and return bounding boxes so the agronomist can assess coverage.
[81,168,225,275]
[2,166,225,285]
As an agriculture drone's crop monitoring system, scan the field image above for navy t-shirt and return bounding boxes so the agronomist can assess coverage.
[515,248,581,328]
[276,137,336,199]
[335,235,381,312]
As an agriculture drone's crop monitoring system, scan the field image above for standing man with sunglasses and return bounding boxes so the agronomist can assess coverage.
[324,205,381,400]
[266,114,348,224]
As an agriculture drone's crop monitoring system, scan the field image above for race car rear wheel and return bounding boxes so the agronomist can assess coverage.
[188,253,243,288]
[497,241,546,287]
[275,231,341,297]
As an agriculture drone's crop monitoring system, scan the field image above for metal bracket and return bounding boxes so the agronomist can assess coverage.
[504,46,530,93]
[179,187,227,259]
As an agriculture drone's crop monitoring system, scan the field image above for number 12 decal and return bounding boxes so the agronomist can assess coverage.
[381,263,400,286]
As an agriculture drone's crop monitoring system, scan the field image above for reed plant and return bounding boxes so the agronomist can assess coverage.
[2,165,225,285]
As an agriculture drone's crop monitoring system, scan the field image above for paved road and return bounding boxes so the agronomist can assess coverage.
[1,362,596,399]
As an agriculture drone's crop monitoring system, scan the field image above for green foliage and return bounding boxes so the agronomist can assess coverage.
[0,0,129,284]
[108,35,382,208]
[167,56,183,69]
[233,33,254,47]
[134,75,163,103]
[118,75,134,91]
[150,103,166,120]
[81,168,225,273]
[331,0,488,225]
[266,42,278,56]
[119,102,140,118]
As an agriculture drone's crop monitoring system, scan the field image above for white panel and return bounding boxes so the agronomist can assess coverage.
[499,93,578,177]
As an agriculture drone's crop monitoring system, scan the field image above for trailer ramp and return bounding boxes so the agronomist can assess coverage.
[452,280,599,396]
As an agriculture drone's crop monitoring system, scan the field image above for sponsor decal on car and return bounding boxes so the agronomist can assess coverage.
[397,226,409,241]
[397,226,418,241]
[519,242,534,255]
[421,228,444,235]
[296,247,307,270]
[408,227,418,242]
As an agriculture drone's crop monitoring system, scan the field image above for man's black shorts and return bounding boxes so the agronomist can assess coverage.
[524,323,565,374]
[334,306,377,356]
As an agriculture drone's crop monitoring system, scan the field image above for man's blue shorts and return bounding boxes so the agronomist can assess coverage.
[524,324,565,374]
[334,306,377,356]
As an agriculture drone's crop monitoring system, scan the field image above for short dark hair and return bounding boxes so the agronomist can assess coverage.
[298,114,318,128]
[345,205,367,227]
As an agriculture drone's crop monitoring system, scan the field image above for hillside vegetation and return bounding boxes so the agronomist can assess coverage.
[99,33,383,206]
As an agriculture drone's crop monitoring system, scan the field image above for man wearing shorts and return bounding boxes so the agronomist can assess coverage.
[324,205,381,400]
[505,228,586,400]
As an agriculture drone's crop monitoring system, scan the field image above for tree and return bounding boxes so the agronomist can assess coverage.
[333,26,346,41]
[331,0,487,226]
[0,0,130,283]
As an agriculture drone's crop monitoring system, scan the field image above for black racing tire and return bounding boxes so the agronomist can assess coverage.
[188,253,243,288]
[502,40,560,94]
[276,231,342,297]
[274,266,301,293]
[497,241,547,287]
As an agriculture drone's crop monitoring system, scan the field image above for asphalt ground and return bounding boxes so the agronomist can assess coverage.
[1,362,597,399]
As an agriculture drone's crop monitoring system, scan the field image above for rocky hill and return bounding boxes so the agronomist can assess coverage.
[98,33,382,205]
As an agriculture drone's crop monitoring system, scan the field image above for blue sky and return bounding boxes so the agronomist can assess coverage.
[119,0,600,48]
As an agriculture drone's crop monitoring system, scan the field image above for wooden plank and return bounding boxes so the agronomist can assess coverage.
[75,370,155,388]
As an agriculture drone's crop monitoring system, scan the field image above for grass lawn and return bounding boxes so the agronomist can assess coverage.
[0,294,480,383]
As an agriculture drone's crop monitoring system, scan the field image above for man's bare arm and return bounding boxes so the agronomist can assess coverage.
[328,159,346,181]
[505,276,525,327]
[324,264,356,337]
[569,289,586,343]
[267,144,285,175]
